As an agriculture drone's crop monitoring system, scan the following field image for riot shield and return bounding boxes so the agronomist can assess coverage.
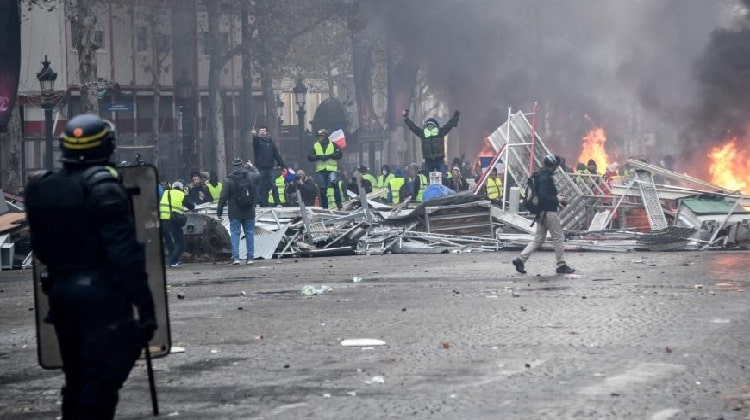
[33,164,171,369]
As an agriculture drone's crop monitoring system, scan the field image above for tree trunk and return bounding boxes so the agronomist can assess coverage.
[71,0,99,113]
[0,105,22,194]
[207,0,227,179]
[240,2,254,162]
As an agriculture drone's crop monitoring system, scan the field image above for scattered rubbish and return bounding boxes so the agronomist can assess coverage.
[170,346,185,354]
[253,335,264,340]
[369,376,385,384]
[346,391,357,396]
[631,259,644,264]
[165,412,180,417]
[237,307,243,311]
[711,318,730,324]
[694,284,704,289]
[565,274,581,279]
[177,293,185,300]
[352,276,363,283]
[341,338,386,347]
[441,341,453,349]
[323,393,331,398]
[210,349,220,354]
[283,364,290,369]
[301,285,333,296]
[240,291,246,296]
[665,346,673,353]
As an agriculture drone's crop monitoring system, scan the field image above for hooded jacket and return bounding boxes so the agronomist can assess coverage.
[404,112,460,160]
[217,168,256,220]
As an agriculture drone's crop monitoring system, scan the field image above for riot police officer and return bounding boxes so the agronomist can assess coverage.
[24,114,156,419]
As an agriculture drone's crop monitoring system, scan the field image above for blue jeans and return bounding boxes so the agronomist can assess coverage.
[230,218,255,260]
[316,170,340,209]
[256,168,278,207]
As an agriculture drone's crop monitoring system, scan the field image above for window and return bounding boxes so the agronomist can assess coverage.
[71,25,106,51]
[136,26,148,52]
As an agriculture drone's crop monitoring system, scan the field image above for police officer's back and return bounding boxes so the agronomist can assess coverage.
[24,114,156,419]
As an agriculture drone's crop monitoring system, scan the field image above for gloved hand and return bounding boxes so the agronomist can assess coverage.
[217,210,223,218]
[136,306,157,344]
[402,109,409,118]
[453,110,460,119]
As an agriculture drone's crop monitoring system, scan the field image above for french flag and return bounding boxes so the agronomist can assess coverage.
[328,129,347,150]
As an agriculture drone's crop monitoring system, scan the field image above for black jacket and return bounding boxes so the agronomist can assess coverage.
[534,167,560,212]
[253,135,285,169]
[404,112,460,160]
[287,178,318,206]
[218,168,256,220]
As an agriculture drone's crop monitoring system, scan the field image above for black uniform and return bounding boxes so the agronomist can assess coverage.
[25,165,156,419]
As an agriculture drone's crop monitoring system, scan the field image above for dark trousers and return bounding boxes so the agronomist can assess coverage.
[48,276,142,420]
[161,218,184,265]
[423,158,446,174]
[316,170,340,209]
[256,168,279,207]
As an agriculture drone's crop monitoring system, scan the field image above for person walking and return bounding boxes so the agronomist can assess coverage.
[253,126,286,207]
[512,154,576,275]
[307,129,343,209]
[403,109,460,174]
[217,157,256,265]
[24,114,156,419]
[160,180,195,267]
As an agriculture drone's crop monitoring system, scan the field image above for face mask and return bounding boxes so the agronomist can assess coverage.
[424,126,439,137]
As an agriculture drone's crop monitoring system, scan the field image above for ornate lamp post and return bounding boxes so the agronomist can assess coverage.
[292,79,307,166]
[36,55,57,170]
[175,74,195,175]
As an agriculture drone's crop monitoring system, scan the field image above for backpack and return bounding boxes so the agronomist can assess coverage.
[524,172,543,216]
[232,173,254,209]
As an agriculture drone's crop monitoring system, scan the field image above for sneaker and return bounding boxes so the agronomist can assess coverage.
[232,259,240,265]
[246,260,254,265]
[169,262,181,268]
[556,264,575,274]
[512,258,526,274]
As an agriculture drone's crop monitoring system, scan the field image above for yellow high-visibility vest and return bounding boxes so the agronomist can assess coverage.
[268,176,286,204]
[159,189,186,220]
[314,142,337,172]
[388,177,405,203]
[416,173,428,202]
[487,177,503,200]
[206,182,222,203]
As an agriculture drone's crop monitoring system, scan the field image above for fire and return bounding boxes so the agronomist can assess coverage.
[708,138,750,194]
[577,127,610,173]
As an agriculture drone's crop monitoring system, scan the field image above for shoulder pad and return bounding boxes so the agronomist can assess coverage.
[28,169,53,182]
[81,165,120,188]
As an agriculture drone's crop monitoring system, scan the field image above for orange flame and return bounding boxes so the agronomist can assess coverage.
[708,138,750,194]
[577,127,609,173]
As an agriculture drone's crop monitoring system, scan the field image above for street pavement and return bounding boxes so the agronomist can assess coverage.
[1,250,749,420]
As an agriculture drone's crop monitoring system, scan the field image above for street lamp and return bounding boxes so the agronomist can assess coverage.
[292,79,307,167]
[175,74,194,176]
[36,55,57,170]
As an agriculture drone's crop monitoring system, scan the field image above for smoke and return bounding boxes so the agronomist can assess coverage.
[373,0,732,164]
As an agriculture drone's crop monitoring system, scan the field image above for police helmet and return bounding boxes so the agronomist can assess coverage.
[60,114,116,164]
[316,129,329,137]
[543,154,560,168]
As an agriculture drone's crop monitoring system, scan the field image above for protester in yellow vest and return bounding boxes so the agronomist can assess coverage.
[359,166,378,190]
[159,181,195,267]
[485,167,503,205]
[307,129,343,209]
[267,174,286,205]
[387,167,407,204]
[377,164,394,189]
[205,172,222,203]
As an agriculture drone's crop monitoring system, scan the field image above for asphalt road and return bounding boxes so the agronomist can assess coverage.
[1,250,749,420]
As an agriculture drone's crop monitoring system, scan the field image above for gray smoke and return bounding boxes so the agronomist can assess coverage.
[375,0,731,165]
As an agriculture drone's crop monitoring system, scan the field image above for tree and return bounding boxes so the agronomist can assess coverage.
[65,0,101,113]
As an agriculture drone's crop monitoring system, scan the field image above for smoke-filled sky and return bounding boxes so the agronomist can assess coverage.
[375,0,742,170]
